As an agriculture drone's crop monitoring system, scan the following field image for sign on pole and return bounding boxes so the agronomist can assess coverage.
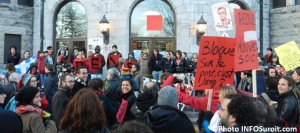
[234,9,258,71]
[194,36,235,90]
[274,40,300,71]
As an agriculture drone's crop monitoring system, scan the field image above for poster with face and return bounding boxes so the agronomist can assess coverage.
[212,2,233,31]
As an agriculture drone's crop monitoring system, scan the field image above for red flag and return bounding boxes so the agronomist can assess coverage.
[147,15,162,30]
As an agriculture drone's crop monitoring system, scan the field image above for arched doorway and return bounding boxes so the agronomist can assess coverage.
[54,1,87,63]
[130,0,176,59]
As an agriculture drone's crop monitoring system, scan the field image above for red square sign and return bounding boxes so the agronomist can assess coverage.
[147,15,162,30]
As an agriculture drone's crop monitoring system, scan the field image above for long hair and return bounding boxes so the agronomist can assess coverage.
[59,88,106,132]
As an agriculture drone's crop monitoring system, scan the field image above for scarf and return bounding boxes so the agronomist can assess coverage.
[16,105,43,117]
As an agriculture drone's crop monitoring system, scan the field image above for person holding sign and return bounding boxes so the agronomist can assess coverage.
[107,45,122,71]
[72,51,88,75]
[88,45,105,79]
[124,52,138,71]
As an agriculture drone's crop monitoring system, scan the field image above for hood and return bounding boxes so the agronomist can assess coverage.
[145,106,184,131]
[136,93,157,112]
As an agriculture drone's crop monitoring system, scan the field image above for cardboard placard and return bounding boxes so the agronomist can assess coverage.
[124,60,138,70]
[234,9,258,71]
[274,40,300,71]
[108,54,122,70]
[194,36,235,90]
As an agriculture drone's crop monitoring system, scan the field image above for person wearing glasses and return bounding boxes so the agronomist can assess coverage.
[52,74,75,127]
[72,66,88,96]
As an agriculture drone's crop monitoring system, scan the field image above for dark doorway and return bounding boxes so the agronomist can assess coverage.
[4,34,21,64]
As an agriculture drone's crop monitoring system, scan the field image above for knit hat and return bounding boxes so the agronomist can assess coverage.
[158,86,178,107]
[15,86,39,106]
[22,74,32,86]
[0,86,4,94]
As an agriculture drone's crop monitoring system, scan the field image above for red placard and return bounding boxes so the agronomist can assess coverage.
[108,54,122,70]
[234,9,258,71]
[124,60,138,70]
[147,15,162,30]
[194,36,235,90]
[88,56,102,74]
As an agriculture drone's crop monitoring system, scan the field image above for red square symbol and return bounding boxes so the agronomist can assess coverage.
[147,15,162,30]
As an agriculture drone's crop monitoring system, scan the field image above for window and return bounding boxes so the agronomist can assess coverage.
[55,2,87,38]
[273,0,286,8]
[0,0,10,3]
[296,0,300,5]
[130,0,175,37]
[18,0,33,7]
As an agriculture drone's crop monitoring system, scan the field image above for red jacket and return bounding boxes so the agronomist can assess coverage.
[37,55,46,74]
[88,54,105,74]
[160,75,175,88]
[178,91,220,113]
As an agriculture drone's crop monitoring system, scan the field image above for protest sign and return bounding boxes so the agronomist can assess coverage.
[212,2,233,31]
[108,54,122,70]
[194,36,235,90]
[234,9,258,71]
[274,40,300,71]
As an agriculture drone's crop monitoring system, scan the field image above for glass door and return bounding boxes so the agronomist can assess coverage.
[54,39,86,63]
[152,39,175,56]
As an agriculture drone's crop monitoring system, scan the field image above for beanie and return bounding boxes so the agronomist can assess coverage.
[22,74,32,86]
[15,86,39,106]
[0,86,4,94]
[158,86,178,107]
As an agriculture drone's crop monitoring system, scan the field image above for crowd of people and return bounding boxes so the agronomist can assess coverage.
[0,45,300,133]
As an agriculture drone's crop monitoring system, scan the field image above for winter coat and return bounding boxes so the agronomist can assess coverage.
[178,91,220,113]
[0,110,23,133]
[172,58,187,73]
[95,92,114,129]
[277,90,299,127]
[148,54,163,71]
[133,71,143,91]
[120,90,136,123]
[44,71,58,112]
[3,81,18,107]
[7,53,20,65]
[51,88,71,126]
[265,90,279,102]
[143,105,195,133]
[71,77,87,97]
[37,55,46,74]
[139,58,150,77]
[160,57,173,73]
[133,92,157,120]
[105,78,122,124]
[19,111,57,133]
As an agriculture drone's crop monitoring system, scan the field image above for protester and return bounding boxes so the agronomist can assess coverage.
[88,78,113,129]
[4,63,16,77]
[265,77,280,102]
[3,72,21,107]
[47,46,53,58]
[267,67,277,78]
[70,47,79,64]
[172,50,187,80]
[19,50,31,63]
[7,46,20,65]
[51,74,74,127]
[264,47,273,64]
[0,86,6,110]
[58,89,109,133]
[44,64,58,113]
[124,52,138,70]
[116,79,136,124]
[160,51,173,73]
[148,49,163,82]
[72,51,88,74]
[15,86,57,133]
[267,55,279,68]
[131,64,143,91]
[37,50,46,88]
[237,71,251,91]
[277,76,299,127]
[57,49,67,64]
[107,45,122,70]
[44,51,54,65]
[139,52,150,78]
[143,86,195,133]
[88,45,106,79]
[71,66,88,96]
[0,110,23,133]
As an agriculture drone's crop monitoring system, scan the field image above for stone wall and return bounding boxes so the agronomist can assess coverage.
[270,5,300,48]
[0,2,33,64]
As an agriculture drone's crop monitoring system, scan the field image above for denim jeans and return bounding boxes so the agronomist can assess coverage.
[152,70,162,83]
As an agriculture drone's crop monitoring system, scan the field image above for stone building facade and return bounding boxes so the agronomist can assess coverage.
[0,0,273,69]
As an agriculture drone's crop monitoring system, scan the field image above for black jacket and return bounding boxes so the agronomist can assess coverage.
[7,53,20,65]
[132,92,157,120]
[96,93,114,129]
[277,90,299,127]
[71,77,87,97]
[143,105,195,133]
[51,88,71,126]
[105,78,122,124]
[0,110,23,133]
[148,54,163,71]
[172,58,187,73]
[3,81,18,107]
[121,90,136,122]
[44,71,58,101]
[160,57,173,73]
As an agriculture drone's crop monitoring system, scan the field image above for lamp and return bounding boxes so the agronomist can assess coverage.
[196,15,207,45]
[99,15,109,44]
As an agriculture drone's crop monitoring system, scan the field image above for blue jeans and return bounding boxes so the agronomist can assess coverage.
[40,74,46,88]
[152,70,162,83]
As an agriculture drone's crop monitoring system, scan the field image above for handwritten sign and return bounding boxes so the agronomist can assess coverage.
[274,40,300,71]
[194,36,235,90]
[234,9,258,71]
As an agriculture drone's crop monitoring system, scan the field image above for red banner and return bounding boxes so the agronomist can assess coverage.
[194,36,235,90]
[147,15,162,30]
[234,9,258,71]
[88,56,102,74]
